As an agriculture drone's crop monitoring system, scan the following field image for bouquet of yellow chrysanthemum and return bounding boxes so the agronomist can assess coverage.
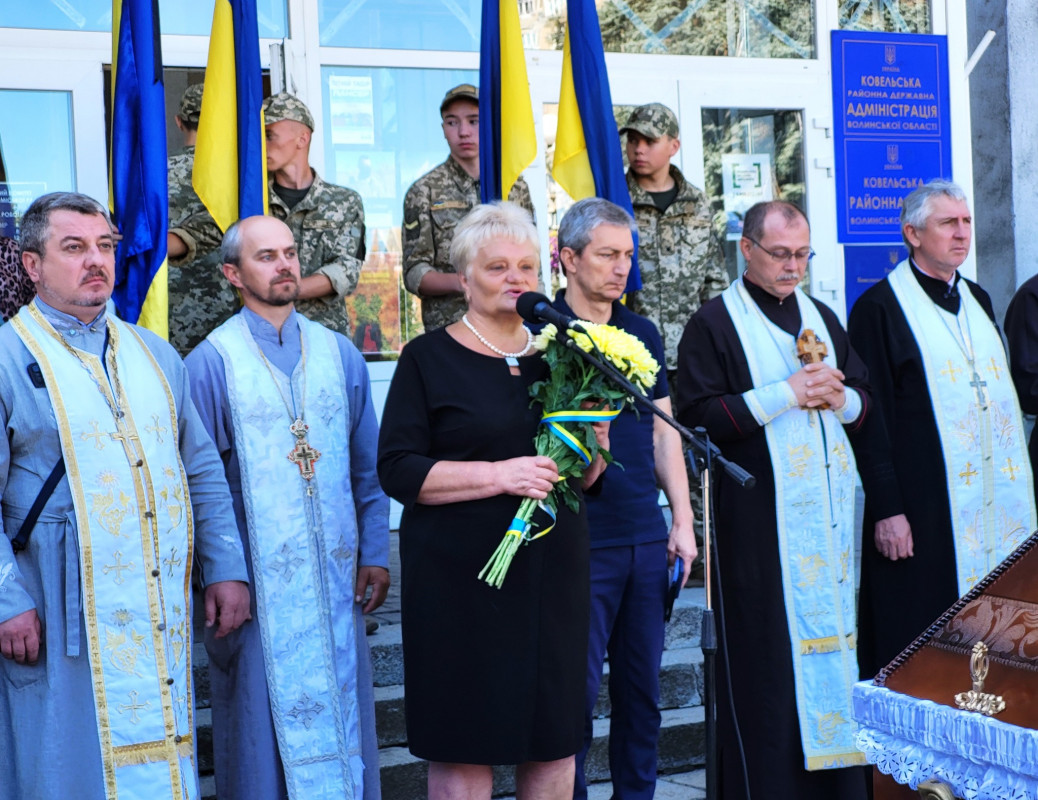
[478,321,660,588]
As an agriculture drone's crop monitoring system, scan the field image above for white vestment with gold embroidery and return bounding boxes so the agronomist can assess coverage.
[888,260,1035,592]
[11,304,197,800]
[723,280,865,770]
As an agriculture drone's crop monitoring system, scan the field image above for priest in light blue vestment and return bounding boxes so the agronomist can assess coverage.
[0,192,251,800]
[186,215,390,800]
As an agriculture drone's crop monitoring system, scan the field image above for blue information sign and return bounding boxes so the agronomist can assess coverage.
[844,243,908,318]
[831,31,951,243]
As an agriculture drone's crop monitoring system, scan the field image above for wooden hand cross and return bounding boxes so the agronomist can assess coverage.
[796,329,830,410]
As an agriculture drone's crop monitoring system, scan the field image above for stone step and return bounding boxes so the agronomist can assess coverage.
[372,646,704,749]
[378,705,705,799]
[367,586,708,690]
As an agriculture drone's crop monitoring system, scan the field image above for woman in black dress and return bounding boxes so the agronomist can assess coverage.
[378,202,607,799]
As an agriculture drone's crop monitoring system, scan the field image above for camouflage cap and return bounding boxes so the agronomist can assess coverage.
[620,103,679,139]
[262,92,315,130]
[440,83,479,115]
[178,83,204,125]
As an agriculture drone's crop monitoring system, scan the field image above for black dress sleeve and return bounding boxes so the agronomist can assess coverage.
[377,339,438,509]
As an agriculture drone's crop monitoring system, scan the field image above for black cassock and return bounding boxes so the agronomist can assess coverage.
[847,265,998,680]
[1005,273,1038,502]
[676,280,869,800]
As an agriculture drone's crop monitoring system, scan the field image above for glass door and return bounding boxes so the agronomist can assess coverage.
[526,50,836,312]
[0,58,108,233]
[677,65,837,310]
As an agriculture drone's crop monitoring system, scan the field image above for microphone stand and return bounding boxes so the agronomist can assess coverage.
[554,327,754,488]
[554,328,754,799]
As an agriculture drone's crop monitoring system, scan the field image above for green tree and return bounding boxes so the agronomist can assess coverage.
[596,1,814,59]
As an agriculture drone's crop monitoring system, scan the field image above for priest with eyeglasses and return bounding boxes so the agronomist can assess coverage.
[676,200,870,800]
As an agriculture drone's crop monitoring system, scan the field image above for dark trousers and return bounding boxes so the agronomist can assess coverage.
[574,540,668,800]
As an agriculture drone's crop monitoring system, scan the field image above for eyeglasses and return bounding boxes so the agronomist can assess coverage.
[745,237,815,264]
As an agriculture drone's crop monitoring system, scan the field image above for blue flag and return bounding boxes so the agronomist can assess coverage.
[553,0,641,291]
[110,0,169,334]
[195,0,267,231]
[479,0,537,204]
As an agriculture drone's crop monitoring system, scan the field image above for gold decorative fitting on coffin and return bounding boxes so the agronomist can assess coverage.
[953,641,1006,717]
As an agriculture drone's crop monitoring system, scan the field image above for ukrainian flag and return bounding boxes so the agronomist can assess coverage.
[110,0,168,335]
[194,0,267,232]
[553,0,641,291]
[479,0,537,203]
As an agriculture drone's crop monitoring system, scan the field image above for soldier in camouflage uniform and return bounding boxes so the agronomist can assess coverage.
[621,103,728,381]
[167,83,240,355]
[262,92,365,336]
[622,103,727,576]
[402,84,534,331]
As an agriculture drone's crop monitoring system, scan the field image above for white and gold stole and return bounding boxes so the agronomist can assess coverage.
[724,280,865,770]
[889,260,1035,592]
[12,304,196,800]
[208,313,364,799]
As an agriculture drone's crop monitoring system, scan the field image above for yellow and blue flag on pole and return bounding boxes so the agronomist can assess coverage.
[479,0,537,203]
[194,0,267,232]
[553,0,641,291]
[110,0,168,335]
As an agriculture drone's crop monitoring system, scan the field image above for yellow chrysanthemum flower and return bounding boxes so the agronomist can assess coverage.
[570,323,659,392]
[532,324,558,352]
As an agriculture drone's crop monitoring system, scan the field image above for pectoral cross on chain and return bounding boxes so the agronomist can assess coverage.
[287,418,321,487]
[969,369,989,410]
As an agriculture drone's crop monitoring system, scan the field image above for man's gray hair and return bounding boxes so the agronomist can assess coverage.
[450,202,539,277]
[742,200,809,243]
[20,192,112,257]
[221,218,246,267]
[557,198,635,258]
[900,179,968,252]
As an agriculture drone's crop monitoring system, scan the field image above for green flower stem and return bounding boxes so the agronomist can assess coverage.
[478,418,611,589]
[479,496,538,589]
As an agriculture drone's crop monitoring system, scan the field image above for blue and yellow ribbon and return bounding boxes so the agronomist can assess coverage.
[506,501,557,542]
[505,406,621,544]
[541,407,622,466]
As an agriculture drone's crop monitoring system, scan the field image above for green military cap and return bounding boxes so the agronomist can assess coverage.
[262,92,315,130]
[619,103,680,139]
[440,83,479,115]
[178,83,205,125]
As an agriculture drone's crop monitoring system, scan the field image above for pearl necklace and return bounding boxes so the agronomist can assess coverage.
[461,314,533,366]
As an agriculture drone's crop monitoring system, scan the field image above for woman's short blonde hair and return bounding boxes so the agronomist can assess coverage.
[449,202,539,278]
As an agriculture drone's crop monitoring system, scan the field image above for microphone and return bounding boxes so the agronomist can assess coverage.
[516,292,586,332]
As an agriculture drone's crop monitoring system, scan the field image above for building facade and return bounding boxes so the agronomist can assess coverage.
[0,1,987,348]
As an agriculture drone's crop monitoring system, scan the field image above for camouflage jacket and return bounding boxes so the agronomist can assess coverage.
[268,171,366,337]
[169,146,202,227]
[402,157,533,330]
[167,146,239,356]
[626,166,728,371]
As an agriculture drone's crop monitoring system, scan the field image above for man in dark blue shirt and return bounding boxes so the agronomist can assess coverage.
[554,198,695,800]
